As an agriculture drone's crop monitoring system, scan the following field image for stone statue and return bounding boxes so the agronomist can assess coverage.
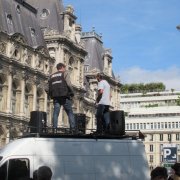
[45,60,49,73]
[22,48,28,63]
[9,42,15,57]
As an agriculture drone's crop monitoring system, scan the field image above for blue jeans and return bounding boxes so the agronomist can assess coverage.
[52,98,76,130]
[96,104,110,131]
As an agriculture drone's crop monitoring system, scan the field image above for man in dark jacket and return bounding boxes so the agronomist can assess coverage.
[45,63,76,131]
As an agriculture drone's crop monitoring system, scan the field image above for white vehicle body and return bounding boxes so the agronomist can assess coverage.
[0,137,150,180]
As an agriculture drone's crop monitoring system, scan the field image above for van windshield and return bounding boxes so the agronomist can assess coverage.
[0,157,2,162]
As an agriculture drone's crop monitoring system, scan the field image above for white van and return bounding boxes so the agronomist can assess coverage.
[0,136,150,180]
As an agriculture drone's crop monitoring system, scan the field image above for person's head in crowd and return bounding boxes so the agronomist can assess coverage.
[56,63,65,71]
[97,72,104,82]
[37,166,52,180]
[151,167,168,180]
[171,163,180,174]
[33,170,38,180]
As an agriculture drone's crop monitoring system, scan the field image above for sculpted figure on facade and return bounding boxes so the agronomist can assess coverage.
[45,60,50,74]
[66,4,74,14]
[46,28,60,36]
[22,48,28,63]
[9,42,15,57]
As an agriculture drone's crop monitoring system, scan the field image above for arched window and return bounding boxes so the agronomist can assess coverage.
[0,77,3,111]
[7,14,12,25]
[24,86,29,117]
[47,96,50,124]
[12,82,17,114]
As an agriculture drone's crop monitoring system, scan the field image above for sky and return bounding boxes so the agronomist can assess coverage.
[63,0,180,90]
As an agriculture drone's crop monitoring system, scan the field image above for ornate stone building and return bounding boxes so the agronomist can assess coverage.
[0,0,121,147]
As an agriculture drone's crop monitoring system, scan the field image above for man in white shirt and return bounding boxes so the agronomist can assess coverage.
[95,73,111,134]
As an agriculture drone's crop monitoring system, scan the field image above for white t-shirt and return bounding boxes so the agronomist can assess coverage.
[97,80,110,105]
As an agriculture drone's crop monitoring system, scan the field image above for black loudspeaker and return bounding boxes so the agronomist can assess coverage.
[29,111,47,133]
[110,110,125,135]
[74,113,86,134]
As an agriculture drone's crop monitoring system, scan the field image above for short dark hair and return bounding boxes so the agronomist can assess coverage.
[171,163,180,172]
[97,72,104,79]
[56,63,65,70]
[37,166,52,180]
[151,167,168,179]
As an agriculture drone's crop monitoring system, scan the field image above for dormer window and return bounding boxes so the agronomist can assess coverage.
[40,9,50,19]
[41,28,47,36]
[7,14,12,25]
[16,5,21,14]
[30,28,35,38]
[84,65,89,72]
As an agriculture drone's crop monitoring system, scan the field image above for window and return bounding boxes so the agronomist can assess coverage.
[137,123,139,129]
[133,123,136,129]
[168,122,171,129]
[0,161,7,180]
[176,122,178,128]
[40,9,50,19]
[30,28,35,38]
[161,122,164,129]
[149,155,153,162]
[168,134,171,141]
[176,134,180,141]
[172,122,175,128]
[144,123,146,129]
[160,134,163,141]
[126,124,129,130]
[150,145,153,152]
[68,57,74,81]
[84,65,89,72]
[154,123,157,129]
[149,134,153,141]
[158,123,160,129]
[140,123,143,129]
[41,28,47,36]
[165,122,167,129]
[6,14,12,25]
[151,123,153,129]
[8,159,30,180]
[16,5,21,14]
[37,90,41,111]
[130,123,132,130]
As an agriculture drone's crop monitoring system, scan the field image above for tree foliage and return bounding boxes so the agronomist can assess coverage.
[121,82,166,93]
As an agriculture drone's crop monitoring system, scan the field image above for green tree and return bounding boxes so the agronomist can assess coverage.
[171,89,175,94]
[176,96,180,106]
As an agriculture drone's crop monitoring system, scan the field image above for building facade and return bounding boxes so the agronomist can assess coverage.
[0,0,121,147]
[120,90,180,169]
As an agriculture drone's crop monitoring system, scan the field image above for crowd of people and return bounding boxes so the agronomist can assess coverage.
[150,163,180,180]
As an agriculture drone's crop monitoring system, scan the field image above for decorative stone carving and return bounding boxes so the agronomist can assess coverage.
[13,70,21,82]
[66,4,74,14]
[89,67,100,74]
[79,41,85,49]
[103,68,108,75]
[12,33,28,46]
[45,29,60,36]
[22,48,28,63]
[105,48,112,55]
[36,46,50,58]
[62,30,70,39]
[9,42,15,57]
[35,54,40,68]
[22,71,29,81]
[26,76,33,87]
[45,60,50,74]
[116,76,121,83]
[88,89,94,99]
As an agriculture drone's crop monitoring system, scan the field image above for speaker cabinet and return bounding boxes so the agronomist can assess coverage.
[74,113,86,134]
[29,111,47,133]
[110,110,125,135]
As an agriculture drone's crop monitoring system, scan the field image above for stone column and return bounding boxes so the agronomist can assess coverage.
[64,15,69,31]
[28,94,33,117]
[44,93,47,112]
[20,74,25,116]
[2,85,8,111]
[6,69,13,113]
[16,90,21,115]
[39,98,44,111]
[75,24,82,44]
[71,22,76,42]
[32,77,37,111]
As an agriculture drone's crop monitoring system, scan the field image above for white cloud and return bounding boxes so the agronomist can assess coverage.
[117,66,180,90]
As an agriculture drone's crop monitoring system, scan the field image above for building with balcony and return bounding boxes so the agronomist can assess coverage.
[120,90,180,169]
